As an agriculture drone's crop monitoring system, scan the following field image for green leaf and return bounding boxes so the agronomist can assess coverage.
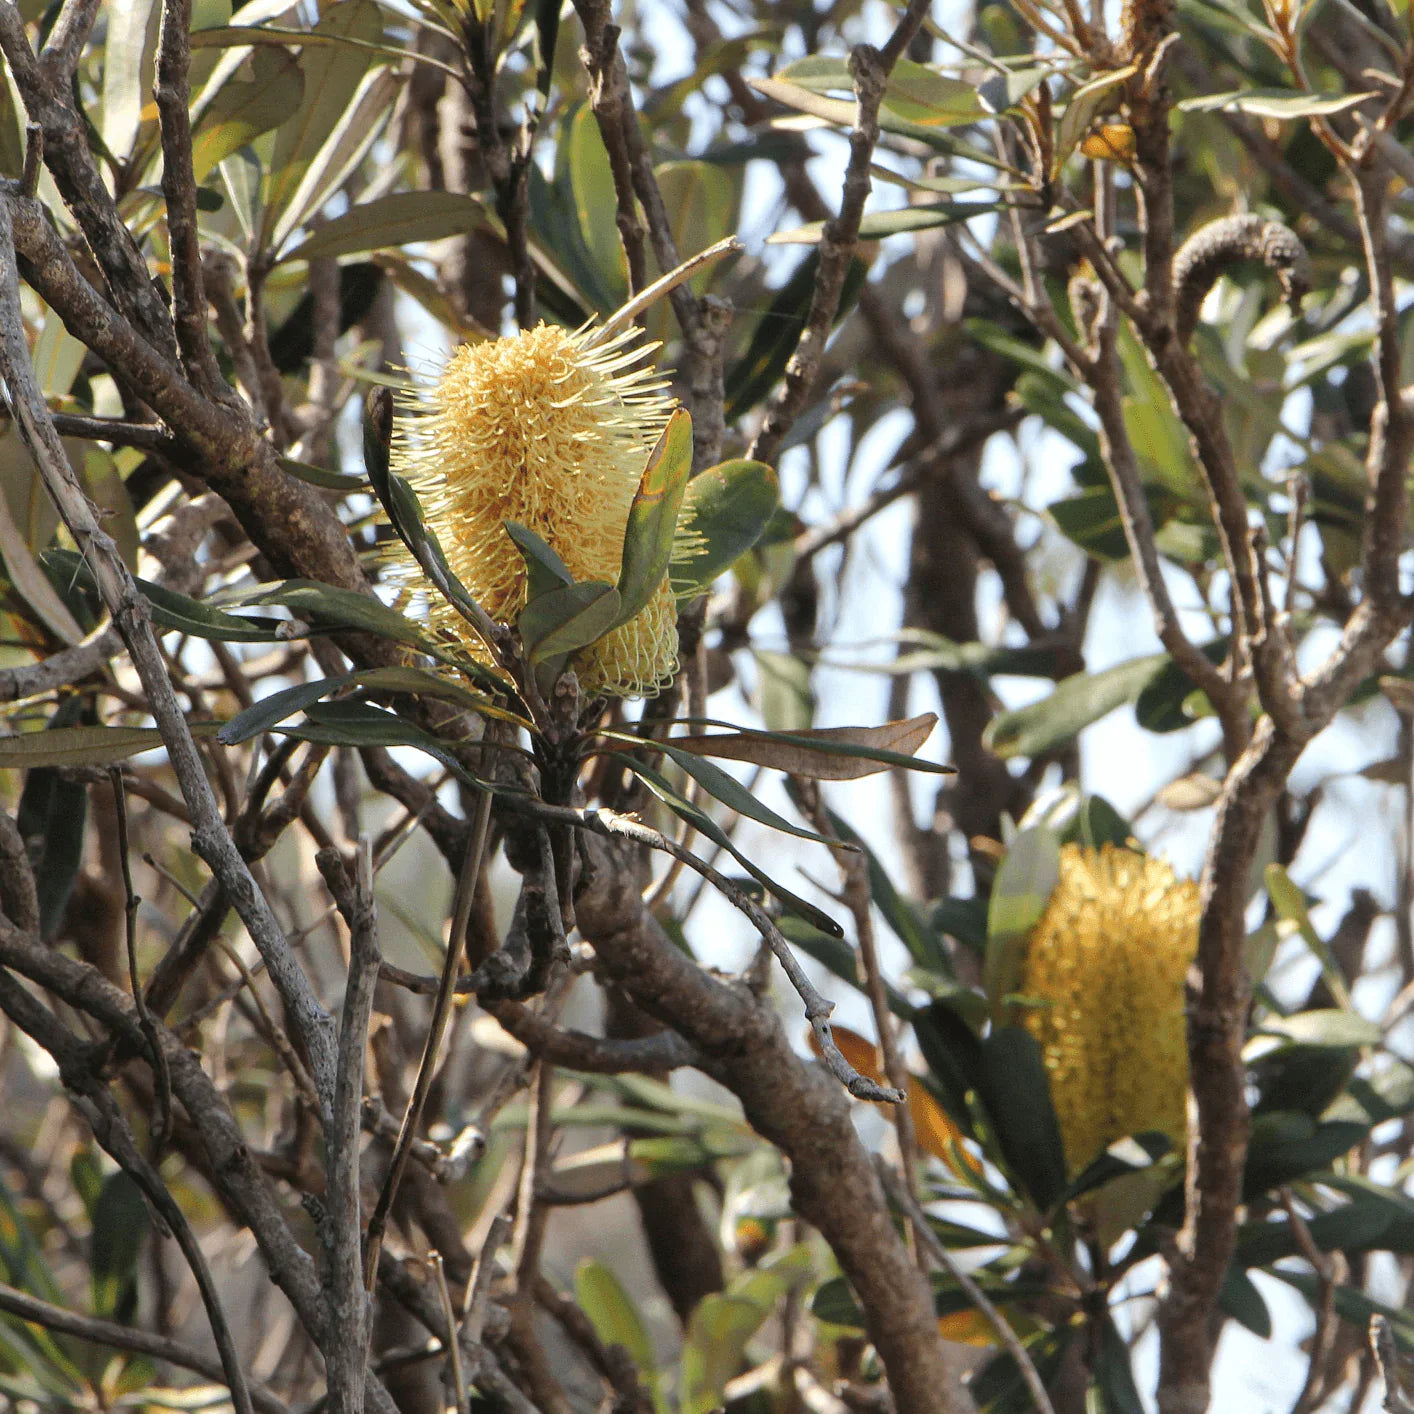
[0,722,222,769]
[983,824,1061,1019]
[275,700,499,790]
[519,581,622,662]
[1134,639,1227,732]
[504,521,574,601]
[1179,88,1376,117]
[618,756,844,938]
[277,454,366,492]
[281,190,486,263]
[100,0,161,163]
[363,398,496,650]
[90,1173,149,1322]
[753,648,814,732]
[1220,1266,1273,1337]
[16,696,89,940]
[913,999,984,1138]
[984,653,1169,758]
[236,578,449,656]
[882,58,990,126]
[615,408,693,627]
[1094,1314,1146,1414]
[671,458,779,594]
[1256,1010,1382,1048]
[566,103,628,308]
[1243,1113,1370,1198]
[824,806,944,969]
[1265,863,1352,1008]
[643,738,854,852]
[1049,483,1133,561]
[190,46,304,182]
[724,253,867,421]
[574,1260,657,1379]
[258,0,390,253]
[975,1027,1069,1210]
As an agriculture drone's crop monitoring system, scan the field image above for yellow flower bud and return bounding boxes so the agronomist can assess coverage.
[1019,844,1199,1176]
[388,322,681,697]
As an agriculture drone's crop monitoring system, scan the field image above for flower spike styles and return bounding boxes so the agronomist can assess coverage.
[1019,843,1200,1177]
[389,322,681,698]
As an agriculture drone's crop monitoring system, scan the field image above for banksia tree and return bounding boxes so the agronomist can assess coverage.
[1,0,1412,1412]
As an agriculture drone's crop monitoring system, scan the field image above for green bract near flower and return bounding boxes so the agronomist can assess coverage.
[1020,843,1200,1176]
[388,322,680,698]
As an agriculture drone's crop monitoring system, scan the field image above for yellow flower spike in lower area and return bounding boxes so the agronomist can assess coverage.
[1019,843,1201,1177]
[388,321,680,698]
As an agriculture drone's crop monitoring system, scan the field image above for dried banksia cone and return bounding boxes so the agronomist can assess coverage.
[389,322,680,697]
[1019,843,1200,1176]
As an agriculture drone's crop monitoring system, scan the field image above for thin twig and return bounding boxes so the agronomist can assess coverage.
[364,787,493,1289]
[107,768,173,1154]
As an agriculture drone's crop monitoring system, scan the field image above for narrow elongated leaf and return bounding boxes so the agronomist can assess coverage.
[976,1027,1069,1209]
[1179,88,1375,117]
[519,581,621,662]
[44,548,287,643]
[258,0,386,252]
[984,824,1061,1019]
[278,454,366,491]
[618,756,843,938]
[1265,863,1352,1007]
[984,653,1169,759]
[574,1261,657,1379]
[190,46,304,182]
[220,673,355,743]
[615,408,693,627]
[0,480,83,645]
[1257,1010,1382,1048]
[236,578,444,652]
[672,458,780,594]
[657,713,947,780]
[644,737,855,851]
[0,722,222,768]
[364,394,497,648]
[17,696,88,940]
[282,190,485,263]
[275,700,504,790]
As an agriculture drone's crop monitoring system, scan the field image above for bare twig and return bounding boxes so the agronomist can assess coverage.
[317,843,382,1412]
[107,768,173,1153]
[0,1280,288,1414]
[155,0,227,397]
[364,787,493,1289]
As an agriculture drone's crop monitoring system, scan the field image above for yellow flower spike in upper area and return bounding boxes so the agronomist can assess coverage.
[389,322,680,698]
[1019,843,1200,1177]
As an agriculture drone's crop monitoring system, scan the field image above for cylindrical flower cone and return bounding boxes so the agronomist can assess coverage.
[1019,843,1200,1176]
[388,322,680,697]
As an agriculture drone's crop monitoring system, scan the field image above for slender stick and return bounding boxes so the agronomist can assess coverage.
[364,788,493,1290]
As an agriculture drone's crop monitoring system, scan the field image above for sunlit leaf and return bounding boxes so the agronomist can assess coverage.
[615,408,693,626]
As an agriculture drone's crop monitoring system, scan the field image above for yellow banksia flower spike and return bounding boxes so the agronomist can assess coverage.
[1019,843,1200,1176]
[388,321,680,697]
